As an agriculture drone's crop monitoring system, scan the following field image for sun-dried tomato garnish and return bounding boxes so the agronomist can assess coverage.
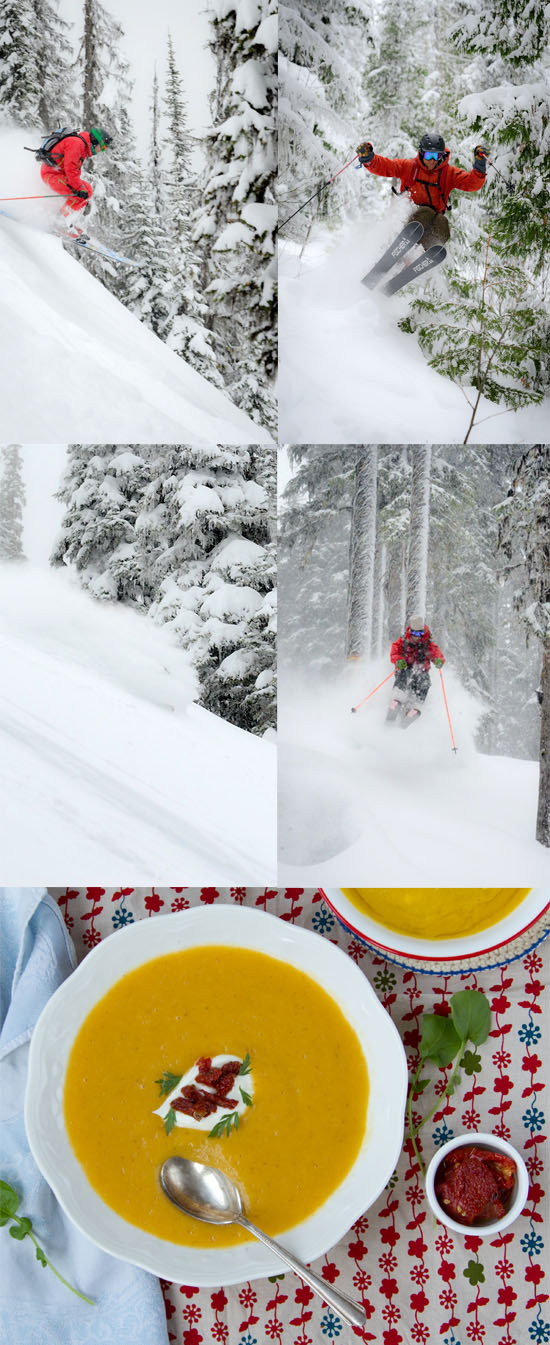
[434,1146,517,1226]
[169,1058,242,1120]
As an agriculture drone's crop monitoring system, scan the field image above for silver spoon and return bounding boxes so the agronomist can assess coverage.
[160,1156,366,1330]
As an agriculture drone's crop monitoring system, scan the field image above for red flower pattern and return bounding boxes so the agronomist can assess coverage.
[53,889,547,1345]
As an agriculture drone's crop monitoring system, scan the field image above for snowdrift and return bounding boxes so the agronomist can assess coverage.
[0,128,272,444]
[278,665,550,883]
[0,565,276,881]
[279,220,550,444]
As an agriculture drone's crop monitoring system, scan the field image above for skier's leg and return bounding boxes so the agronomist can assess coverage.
[409,205,449,251]
[410,669,431,704]
[386,667,409,723]
[40,164,90,216]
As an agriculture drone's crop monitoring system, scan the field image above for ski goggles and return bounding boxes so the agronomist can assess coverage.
[422,150,443,162]
[410,629,425,638]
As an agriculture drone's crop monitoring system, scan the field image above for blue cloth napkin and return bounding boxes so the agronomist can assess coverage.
[0,888,169,1345]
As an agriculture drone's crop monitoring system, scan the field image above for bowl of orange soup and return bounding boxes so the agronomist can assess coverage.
[25,905,407,1285]
[321,887,550,962]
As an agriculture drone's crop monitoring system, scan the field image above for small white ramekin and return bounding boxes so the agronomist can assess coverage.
[425,1133,529,1238]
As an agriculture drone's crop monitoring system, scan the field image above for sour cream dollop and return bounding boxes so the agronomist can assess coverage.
[154,1054,254,1131]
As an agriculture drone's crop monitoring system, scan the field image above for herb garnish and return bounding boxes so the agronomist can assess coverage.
[0,1180,94,1304]
[238,1052,251,1076]
[156,1071,182,1098]
[406,989,491,1174]
[164,1107,177,1136]
[209,1110,241,1139]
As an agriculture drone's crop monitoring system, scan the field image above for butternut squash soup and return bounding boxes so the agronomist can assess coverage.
[341,888,530,940]
[64,946,369,1247]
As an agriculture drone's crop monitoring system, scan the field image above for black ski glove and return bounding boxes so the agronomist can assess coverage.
[357,141,374,166]
[473,145,488,174]
[71,187,90,199]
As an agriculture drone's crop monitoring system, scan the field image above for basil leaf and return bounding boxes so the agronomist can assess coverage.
[418,1013,461,1065]
[0,1182,19,1222]
[450,990,491,1046]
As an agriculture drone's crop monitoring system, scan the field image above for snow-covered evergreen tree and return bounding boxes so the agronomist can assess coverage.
[406,446,431,616]
[497,445,550,845]
[0,445,26,562]
[51,446,152,602]
[33,0,76,127]
[0,1,41,124]
[347,448,378,661]
[195,0,277,430]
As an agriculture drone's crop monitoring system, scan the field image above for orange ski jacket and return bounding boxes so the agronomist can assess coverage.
[365,151,485,214]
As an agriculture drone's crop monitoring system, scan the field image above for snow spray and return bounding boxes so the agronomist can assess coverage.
[351,670,395,714]
[439,669,458,753]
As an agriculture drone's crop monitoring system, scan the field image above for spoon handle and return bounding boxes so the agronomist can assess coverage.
[236,1214,366,1329]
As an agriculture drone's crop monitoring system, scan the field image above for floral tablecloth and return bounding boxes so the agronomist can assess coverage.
[48,887,549,1345]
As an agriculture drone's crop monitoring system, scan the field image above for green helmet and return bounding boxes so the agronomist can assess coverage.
[90,126,112,153]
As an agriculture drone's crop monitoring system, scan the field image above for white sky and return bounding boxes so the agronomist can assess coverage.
[20,446,67,564]
[58,0,214,159]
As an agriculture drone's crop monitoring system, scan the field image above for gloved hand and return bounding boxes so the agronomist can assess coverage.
[433,657,444,668]
[396,658,407,671]
[473,145,488,174]
[71,187,90,199]
[356,141,374,166]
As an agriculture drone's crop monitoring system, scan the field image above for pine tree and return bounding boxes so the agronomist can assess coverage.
[401,240,546,442]
[0,445,26,562]
[33,0,76,127]
[76,0,134,272]
[195,1,277,430]
[0,1,41,124]
[406,446,431,616]
[347,448,378,661]
[497,445,550,845]
[51,445,152,602]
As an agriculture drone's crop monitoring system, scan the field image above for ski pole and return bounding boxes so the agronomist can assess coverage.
[279,156,359,231]
[439,669,458,754]
[351,670,394,714]
[0,194,59,202]
[486,160,515,195]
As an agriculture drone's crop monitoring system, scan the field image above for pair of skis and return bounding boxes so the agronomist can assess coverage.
[362,220,446,295]
[0,206,138,267]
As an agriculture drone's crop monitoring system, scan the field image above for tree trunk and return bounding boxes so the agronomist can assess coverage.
[536,637,550,846]
[406,446,431,620]
[373,540,387,658]
[346,448,378,661]
[83,0,95,127]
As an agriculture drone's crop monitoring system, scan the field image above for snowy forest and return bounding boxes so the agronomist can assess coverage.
[279,0,550,444]
[0,443,276,734]
[0,0,277,432]
[279,446,550,867]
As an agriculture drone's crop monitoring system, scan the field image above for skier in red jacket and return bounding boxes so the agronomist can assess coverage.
[39,127,112,218]
[387,616,445,727]
[356,132,487,252]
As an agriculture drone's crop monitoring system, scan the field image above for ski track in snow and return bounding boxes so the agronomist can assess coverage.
[279,667,550,884]
[279,221,550,444]
[0,569,275,882]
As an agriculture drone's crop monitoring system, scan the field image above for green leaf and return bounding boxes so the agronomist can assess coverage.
[419,1014,461,1066]
[461,1049,482,1076]
[450,990,491,1046]
[164,1108,176,1136]
[463,1260,485,1286]
[0,1181,19,1222]
[414,1078,430,1094]
[239,1088,253,1107]
[238,1052,251,1076]
[155,1072,182,1098]
[9,1217,32,1241]
[208,1111,239,1139]
[35,1245,47,1267]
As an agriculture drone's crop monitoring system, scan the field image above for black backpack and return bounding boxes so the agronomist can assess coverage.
[24,128,87,166]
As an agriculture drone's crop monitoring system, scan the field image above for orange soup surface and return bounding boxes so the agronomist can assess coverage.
[64,946,369,1246]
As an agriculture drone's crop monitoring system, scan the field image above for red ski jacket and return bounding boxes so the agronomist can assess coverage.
[48,131,93,193]
[391,626,445,671]
[365,151,485,214]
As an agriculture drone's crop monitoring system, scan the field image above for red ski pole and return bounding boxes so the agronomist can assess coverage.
[439,669,458,753]
[351,670,395,714]
[0,194,59,201]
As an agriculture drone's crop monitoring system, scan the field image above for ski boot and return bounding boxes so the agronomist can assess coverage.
[386,698,403,725]
[401,707,421,729]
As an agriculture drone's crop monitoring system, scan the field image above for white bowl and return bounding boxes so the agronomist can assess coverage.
[25,905,407,1286]
[321,886,550,963]
[425,1133,529,1237]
